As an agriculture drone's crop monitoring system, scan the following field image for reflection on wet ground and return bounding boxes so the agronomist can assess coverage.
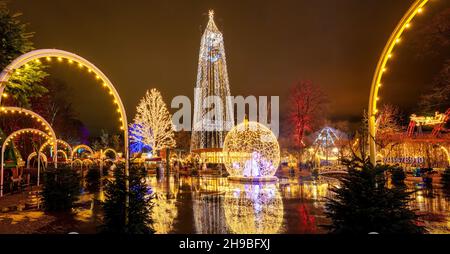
[0,175,449,234]
[150,176,344,234]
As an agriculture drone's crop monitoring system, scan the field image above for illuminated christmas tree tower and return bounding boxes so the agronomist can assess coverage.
[191,10,234,156]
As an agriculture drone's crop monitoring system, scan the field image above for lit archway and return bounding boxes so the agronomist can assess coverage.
[83,159,94,166]
[0,49,129,174]
[57,150,68,161]
[368,0,429,164]
[72,144,94,159]
[72,159,83,166]
[1,128,51,196]
[102,148,118,160]
[439,146,450,166]
[0,106,57,166]
[27,152,48,169]
[39,139,72,161]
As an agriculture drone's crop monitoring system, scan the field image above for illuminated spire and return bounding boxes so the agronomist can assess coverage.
[205,9,219,32]
[191,11,234,151]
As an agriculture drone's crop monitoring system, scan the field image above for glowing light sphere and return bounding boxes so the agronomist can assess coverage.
[223,121,280,181]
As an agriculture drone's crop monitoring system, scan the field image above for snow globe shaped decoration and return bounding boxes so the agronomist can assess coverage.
[223,120,280,182]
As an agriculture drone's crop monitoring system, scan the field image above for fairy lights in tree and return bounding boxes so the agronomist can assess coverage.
[223,120,280,180]
[130,89,175,154]
[191,10,234,152]
[129,123,152,154]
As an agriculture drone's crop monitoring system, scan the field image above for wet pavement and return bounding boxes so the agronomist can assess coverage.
[0,175,449,234]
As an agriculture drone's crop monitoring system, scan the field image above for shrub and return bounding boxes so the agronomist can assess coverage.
[101,165,154,234]
[41,166,81,212]
[325,157,426,234]
[86,166,101,193]
[390,166,406,187]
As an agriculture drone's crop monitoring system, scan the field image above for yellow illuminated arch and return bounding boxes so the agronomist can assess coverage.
[27,152,48,169]
[39,139,72,160]
[369,0,429,164]
[71,159,83,169]
[0,106,57,166]
[102,148,118,160]
[83,159,94,166]
[72,144,94,159]
[57,150,68,161]
[1,128,51,196]
[0,49,129,173]
[439,146,450,166]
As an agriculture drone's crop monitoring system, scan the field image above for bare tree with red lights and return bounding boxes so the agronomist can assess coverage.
[288,80,328,164]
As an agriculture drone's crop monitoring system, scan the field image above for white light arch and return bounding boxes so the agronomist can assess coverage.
[0,106,57,167]
[27,152,48,169]
[57,150,68,161]
[39,139,72,161]
[72,144,94,159]
[1,128,51,196]
[0,49,129,183]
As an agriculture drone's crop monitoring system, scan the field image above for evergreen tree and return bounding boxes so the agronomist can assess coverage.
[325,157,426,234]
[41,166,81,211]
[390,166,407,188]
[85,166,101,194]
[0,1,48,107]
[101,165,154,234]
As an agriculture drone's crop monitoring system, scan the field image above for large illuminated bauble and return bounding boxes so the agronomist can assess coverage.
[223,121,280,181]
[224,183,284,234]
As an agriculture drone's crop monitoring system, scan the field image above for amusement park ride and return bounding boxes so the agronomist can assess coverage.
[407,109,450,137]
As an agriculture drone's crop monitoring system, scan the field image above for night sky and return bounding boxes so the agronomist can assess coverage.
[7,0,449,135]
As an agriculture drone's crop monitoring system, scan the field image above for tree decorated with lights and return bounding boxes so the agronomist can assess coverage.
[130,89,175,154]
[191,10,234,151]
[288,80,328,162]
[0,2,48,107]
